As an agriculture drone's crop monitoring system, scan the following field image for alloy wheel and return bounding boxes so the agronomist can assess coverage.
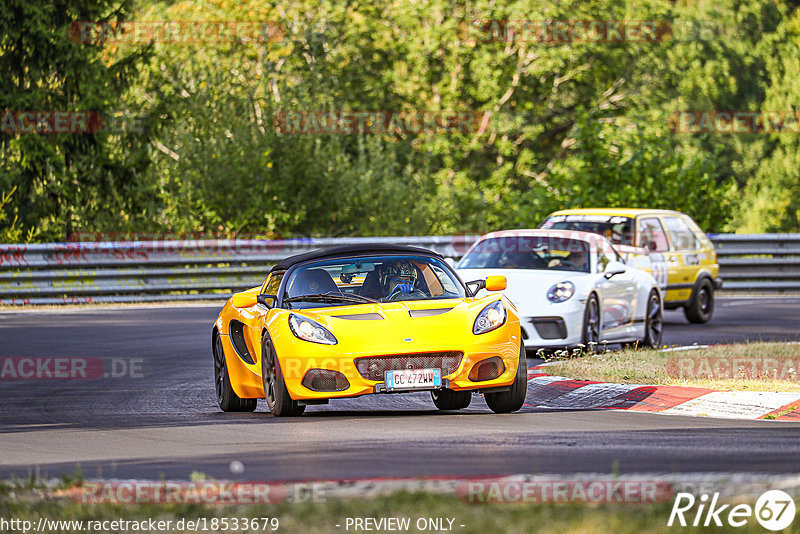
[214,336,226,404]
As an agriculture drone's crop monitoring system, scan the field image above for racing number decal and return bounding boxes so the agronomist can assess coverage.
[684,253,700,266]
[649,253,668,290]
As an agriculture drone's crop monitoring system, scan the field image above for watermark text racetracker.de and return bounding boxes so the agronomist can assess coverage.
[63,479,340,505]
[0,357,144,380]
[665,356,798,381]
[457,479,673,503]
[458,19,727,44]
[68,20,284,46]
[0,111,150,135]
[272,111,489,135]
[0,516,280,533]
[670,111,800,134]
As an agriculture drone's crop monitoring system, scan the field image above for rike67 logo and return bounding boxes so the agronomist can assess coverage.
[668,490,796,531]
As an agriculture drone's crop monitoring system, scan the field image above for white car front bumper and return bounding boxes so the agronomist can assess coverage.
[515,303,586,350]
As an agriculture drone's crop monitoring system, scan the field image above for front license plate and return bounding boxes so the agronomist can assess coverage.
[385,368,442,390]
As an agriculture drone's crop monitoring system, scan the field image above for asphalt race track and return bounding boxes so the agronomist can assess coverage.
[1,296,800,481]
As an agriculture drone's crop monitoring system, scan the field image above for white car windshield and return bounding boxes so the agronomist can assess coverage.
[459,236,591,273]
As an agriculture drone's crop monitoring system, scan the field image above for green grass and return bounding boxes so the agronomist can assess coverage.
[541,342,800,392]
[1,484,792,534]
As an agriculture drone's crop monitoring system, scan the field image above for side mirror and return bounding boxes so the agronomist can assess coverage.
[465,279,485,297]
[231,292,257,308]
[603,261,627,279]
[257,294,277,308]
[485,275,507,291]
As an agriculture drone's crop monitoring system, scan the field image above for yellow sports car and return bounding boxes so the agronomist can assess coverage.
[212,244,526,416]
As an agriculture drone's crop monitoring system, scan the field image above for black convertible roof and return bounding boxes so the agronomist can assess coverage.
[270,243,443,272]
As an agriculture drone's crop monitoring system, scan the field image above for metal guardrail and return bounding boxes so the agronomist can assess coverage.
[0,234,797,304]
[711,234,800,292]
[0,236,478,305]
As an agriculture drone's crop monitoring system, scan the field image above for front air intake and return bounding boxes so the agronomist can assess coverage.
[468,357,505,382]
[302,369,350,392]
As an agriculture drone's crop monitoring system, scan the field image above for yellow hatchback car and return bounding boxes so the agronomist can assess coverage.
[541,209,721,323]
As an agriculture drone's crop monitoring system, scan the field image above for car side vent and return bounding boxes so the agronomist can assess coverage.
[229,320,255,364]
[408,308,453,318]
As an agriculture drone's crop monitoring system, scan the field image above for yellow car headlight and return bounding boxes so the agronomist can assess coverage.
[473,300,506,335]
[288,314,337,345]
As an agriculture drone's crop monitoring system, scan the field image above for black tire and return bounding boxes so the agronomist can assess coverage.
[213,332,257,412]
[485,342,527,414]
[581,293,601,352]
[684,278,714,324]
[431,389,472,410]
[261,333,305,417]
[642,290,663,348]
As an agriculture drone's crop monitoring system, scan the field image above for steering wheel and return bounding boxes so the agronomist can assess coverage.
[386,287,428,301]
[549,259,582,271]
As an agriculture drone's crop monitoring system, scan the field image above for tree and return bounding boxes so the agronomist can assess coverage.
[0,0,154,241]
[737,6,800,232]
[543,114,732,231]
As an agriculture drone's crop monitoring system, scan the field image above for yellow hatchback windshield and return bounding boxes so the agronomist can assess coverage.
[542,214,635,246]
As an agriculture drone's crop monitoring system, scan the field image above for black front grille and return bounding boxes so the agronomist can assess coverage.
[355,351,463,381]
[531,317,567,340]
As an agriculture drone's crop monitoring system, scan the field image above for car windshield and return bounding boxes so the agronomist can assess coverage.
[283,254,465,309]
[458,236,591,273]
[541,214,634,246]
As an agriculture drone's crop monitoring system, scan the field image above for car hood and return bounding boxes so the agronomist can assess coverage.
[457,268,589,312]
[290,297,503,347]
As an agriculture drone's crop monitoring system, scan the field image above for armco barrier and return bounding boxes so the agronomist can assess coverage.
[712,233,800,292]
[0,234,796,305]
[0,236,478,305]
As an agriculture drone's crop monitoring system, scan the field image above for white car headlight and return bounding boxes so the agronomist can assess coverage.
[547,281,575,303]
[473,300,507,335]
[288,314,337,345]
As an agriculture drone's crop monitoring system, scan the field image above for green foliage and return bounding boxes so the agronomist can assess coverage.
[0,186,38,243]
[0,0,155,241]
[2,0,798,240]
[736,8,800,232]
[543,113,733,231]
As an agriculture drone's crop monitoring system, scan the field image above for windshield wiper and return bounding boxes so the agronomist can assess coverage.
[284,292,378,305]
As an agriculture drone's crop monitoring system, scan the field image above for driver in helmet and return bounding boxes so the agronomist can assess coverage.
[383,261,418,296]
[568,248,590,271]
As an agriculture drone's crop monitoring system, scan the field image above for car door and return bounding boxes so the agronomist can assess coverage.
[242,271,284,366]
[661,216,703,303]
[595,244,636,338]
[636,216,672,299]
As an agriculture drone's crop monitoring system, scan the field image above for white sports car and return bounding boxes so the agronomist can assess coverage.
[457,229,663,350]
